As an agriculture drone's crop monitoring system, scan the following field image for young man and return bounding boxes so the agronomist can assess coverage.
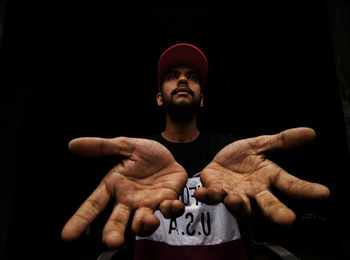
[61,44,330,259]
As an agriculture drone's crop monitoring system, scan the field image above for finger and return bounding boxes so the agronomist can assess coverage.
[224,193,252,219]
[252,127,316,154]
[68,137,134,157]
[274,169,330,200]
[194,186,227,204]
[255,190,296,227]
[159,200,185,219]
[132,207,160,237]
[61,183,110,241]
[102,203,132,249]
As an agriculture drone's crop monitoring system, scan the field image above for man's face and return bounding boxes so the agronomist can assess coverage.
[157,66,203,112]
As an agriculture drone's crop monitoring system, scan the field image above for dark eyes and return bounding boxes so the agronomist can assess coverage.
[166,73,178,80]
[165,72,199,82]
[187,73,199,82]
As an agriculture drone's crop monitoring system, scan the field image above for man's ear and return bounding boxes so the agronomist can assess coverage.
[156,92,163,106]
[200,93,204,107]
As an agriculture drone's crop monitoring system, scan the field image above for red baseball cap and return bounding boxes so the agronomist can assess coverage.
[158,43,208,91]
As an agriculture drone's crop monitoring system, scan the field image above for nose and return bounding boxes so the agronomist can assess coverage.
[177,73,188,87]
[178,73,187,81]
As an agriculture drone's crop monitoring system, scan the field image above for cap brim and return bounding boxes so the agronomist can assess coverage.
[158,43,208,90]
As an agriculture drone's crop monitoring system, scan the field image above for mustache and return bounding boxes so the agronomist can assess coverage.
[171,87,194,96]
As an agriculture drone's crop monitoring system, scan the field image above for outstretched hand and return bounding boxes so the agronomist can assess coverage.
[195,127,330,226]
[61,137,187,248]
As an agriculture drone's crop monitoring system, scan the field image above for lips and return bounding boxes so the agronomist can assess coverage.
[172,87,194,96]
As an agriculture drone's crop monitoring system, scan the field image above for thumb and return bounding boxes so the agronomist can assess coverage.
[68,137,134,157]
[252,127,316,154]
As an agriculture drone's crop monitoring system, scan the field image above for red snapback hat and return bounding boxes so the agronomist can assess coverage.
[158,43,208,91]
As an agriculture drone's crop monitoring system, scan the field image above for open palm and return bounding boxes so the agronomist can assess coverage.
[61,137,187,248]
[195,128,330,226]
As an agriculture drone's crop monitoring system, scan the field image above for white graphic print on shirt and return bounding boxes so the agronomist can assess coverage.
[136,176,241,246]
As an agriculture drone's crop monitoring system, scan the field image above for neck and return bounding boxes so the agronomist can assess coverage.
[162,112,200,143]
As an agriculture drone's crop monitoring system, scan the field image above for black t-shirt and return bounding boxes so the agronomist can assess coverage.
[147,132,236,177]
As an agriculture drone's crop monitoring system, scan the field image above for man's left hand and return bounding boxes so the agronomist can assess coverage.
[195,127,330,226]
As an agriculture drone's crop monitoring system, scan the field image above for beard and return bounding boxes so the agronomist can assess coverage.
[161,93,202,123]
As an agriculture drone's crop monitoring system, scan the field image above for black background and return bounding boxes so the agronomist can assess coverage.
[1,0,349,259]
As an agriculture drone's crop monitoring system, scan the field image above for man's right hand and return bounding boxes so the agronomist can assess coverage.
[61,137,187,249]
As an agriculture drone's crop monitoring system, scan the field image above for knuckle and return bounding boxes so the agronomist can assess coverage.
[262,199,280,210]
[86,198,101,212]
[74,213,90,225]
